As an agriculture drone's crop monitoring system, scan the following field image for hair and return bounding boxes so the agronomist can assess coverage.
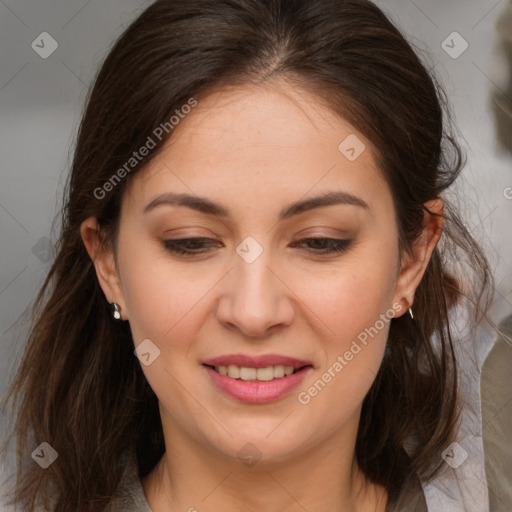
[1,0,493,510]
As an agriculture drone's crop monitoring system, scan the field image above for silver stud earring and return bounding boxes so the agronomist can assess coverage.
[408,306,414,320]
[110,302,122,320]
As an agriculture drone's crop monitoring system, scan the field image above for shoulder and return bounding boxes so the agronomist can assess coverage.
[109,451,153,512]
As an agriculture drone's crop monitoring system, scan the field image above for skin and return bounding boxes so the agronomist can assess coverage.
[81,79,443,512]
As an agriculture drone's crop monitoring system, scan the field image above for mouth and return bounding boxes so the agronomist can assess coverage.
[204,363,312,382]
[201,354,314,403]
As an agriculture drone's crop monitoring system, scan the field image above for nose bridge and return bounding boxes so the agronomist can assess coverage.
[234,237,276,312]
[218,236,294,336]
[236,245,270,294]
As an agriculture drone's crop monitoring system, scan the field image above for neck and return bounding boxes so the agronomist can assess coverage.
[142,416,388,512]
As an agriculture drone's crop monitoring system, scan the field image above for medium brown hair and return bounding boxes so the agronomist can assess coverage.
[2,0,492,510]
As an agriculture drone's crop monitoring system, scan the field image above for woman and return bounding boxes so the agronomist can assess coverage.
[1,0,493,511]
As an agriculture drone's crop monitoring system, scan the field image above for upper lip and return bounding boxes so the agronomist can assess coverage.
[203,353,313,369]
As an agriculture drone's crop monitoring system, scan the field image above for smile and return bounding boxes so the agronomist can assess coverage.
[202,354,313,403]
[210,364,303,381]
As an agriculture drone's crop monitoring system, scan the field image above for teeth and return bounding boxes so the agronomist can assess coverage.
[227,365,240,379]
[273,365,285,378]
[215,364,296,381]
[256,367,274,381]
[240,367,257,381]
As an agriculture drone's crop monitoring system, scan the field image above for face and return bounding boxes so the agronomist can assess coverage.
[90,80,417,464]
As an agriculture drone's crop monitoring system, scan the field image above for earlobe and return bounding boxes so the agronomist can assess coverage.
[80,217,128,320]
[393,199,444,317]
[400,297,414,319]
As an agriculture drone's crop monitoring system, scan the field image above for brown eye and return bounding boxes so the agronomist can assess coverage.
[291,238,351,254]
[163,237,222,255]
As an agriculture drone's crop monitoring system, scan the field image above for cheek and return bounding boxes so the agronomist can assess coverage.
[309,275,390,391]
[296,330,387,445]
[117,239,210,347]
[296,272,393,423]
[298,251,398,341]
[294,249,397,410]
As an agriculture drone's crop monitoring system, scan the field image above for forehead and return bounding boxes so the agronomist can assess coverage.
[157,81,367,164]
[123,80,392,218]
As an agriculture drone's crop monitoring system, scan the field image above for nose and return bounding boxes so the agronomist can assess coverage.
[216,243,295,338]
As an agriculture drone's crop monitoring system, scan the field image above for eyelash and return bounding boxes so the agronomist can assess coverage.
[162,237,351,256]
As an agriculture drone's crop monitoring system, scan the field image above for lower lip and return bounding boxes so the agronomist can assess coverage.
[204,365,312,403]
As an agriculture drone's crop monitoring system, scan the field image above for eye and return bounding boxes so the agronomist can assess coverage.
[291,237,352,255]
[162,237,222,256]
[162,236,352,257]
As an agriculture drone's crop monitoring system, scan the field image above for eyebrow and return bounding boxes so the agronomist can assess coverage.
[143,190,369,221]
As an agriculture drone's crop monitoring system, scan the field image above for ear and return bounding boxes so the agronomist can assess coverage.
[393,199,444,318]
[80,217,128,321]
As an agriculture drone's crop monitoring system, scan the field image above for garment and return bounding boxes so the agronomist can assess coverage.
[109,451,427,512]
[481,313,512,511]
[491,0,512,155]
[109,453,152,512]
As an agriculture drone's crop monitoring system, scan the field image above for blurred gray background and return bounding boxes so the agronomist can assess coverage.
[1,0,511,510]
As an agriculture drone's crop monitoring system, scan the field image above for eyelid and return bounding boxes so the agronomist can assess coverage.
[162,227,220,237]
[292,230,355,243]
[162,235,352,257]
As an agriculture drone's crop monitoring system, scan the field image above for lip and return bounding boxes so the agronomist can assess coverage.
[202,353,313,369]
[202,353,313,403]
